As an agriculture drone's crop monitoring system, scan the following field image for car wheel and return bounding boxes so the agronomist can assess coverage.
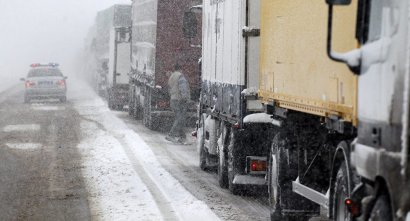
[60,96,67,103]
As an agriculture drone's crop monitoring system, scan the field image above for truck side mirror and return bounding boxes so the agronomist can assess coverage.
[326,0,351,5]
[183,11,198,38]
[325,0,361,74]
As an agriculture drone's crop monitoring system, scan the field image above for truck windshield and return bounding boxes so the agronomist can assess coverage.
[28,68,63,77]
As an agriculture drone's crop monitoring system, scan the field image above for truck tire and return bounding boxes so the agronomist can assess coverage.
[369,194,392,221]
[134,105,143,120]
[108,101,114,110]
[269,133,308,221]
[24,95,30,104]
[60,96,67,103]
[128,99,134,116]
[227,129,241,195]
[143,94,153,129]
[128,88,135,116]
[143,107,152,128]
[333,162,351,221]
[217,122,229,188]
[108,91,114,110]
[199,114,209,170]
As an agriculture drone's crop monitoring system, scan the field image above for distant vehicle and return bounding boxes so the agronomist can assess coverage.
[21,63,67,103]
[106,26,131,110]
[83,4,131,98]
[128,0,202,130]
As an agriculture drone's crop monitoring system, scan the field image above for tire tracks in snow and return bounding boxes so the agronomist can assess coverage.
[113,133,180,221]
[118,116,270,221]
[147,138,270,221]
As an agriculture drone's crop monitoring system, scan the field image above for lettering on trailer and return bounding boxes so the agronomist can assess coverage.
[210,0,226,5]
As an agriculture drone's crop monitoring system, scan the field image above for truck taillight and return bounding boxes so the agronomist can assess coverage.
[250,160,267,172]
[232,122,241,129]
[57,80,66,87]
[345,198,361,217]
[246,156,267,174]
[25,81,35,88]
[157,100,168,109]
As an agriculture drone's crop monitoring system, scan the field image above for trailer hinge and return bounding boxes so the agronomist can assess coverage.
[242,26,260,37]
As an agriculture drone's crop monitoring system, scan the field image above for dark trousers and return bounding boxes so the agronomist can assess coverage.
[169,99,187,138]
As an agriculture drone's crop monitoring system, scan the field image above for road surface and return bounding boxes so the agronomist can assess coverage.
[0,79,271,221]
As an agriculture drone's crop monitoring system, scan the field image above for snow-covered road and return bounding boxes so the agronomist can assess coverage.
[71,81,221,221]
[0,78,270,220]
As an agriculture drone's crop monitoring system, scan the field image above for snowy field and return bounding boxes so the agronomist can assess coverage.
[70,79,220,221]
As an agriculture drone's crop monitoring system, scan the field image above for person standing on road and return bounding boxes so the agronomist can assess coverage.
[165,64,191,143]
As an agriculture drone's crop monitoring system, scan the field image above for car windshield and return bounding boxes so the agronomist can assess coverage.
[28,68,63,77]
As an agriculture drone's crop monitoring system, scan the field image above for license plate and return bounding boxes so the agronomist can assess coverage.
[38,81,53,86]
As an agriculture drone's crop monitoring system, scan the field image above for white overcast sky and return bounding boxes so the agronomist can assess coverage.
[0,0,130,88]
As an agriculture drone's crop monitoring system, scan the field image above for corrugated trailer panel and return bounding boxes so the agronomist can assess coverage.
[259,0,358,124]
[202,0,246,118]
[131,0,158,78]
[202,0,245,85]
[155,0,202,89]
[131,0,201,91]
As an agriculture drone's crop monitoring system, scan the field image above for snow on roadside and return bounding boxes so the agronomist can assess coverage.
[72,80,220,221]
[78,120,164,221]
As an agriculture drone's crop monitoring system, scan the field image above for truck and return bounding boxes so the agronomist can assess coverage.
[83,5,131,99]
[256,0,359,220]
[194,0,274,194]
[323,0,410,220]
[128,0,202,130]
[254,0,410,220]
[107,27,131,110]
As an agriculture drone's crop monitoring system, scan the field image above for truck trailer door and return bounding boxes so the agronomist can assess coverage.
[245,0,260,90]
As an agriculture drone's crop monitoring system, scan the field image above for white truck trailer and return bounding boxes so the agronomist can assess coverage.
[83,5,131,98]
[107,27,131,110]
[196,0,273,194]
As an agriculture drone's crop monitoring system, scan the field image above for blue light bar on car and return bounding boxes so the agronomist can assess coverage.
[48,62,59,67]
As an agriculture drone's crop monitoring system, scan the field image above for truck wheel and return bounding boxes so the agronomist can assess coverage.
[198,114,209,170]
[269,133,308,221]
[108,96,114,109]
[143,109,152,128]
[143,97,152,128]
[333,162,352,221]
[128,89,135,116]
[217,122,229,188]
[227,129,241,195]
[128,100,134,116]
[24,95,30,104]
[60,96,67,103]
[134,105,143,120]
[128,103,135,117]
[369,194,392,221]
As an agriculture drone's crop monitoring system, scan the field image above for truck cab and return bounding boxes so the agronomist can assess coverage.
[326,0,410,219]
